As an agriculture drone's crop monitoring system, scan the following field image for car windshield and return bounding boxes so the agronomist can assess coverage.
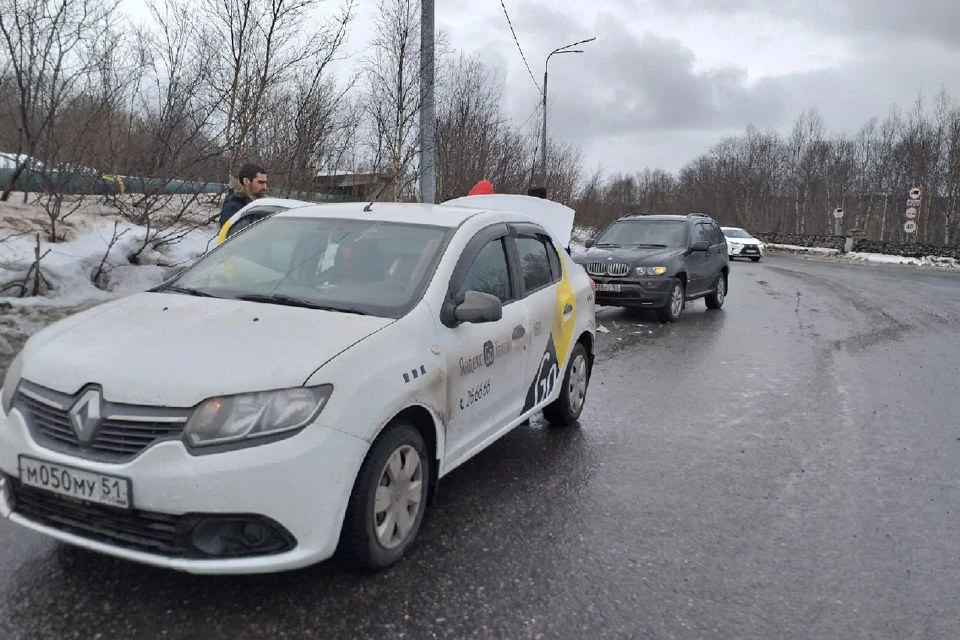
[722,228,754,239]
[165,216,451,318]
[596,220,686,247]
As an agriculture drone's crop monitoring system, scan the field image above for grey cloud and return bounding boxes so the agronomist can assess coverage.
[651,0,960,51]
[529,17,787,140]
[494,0,960,175]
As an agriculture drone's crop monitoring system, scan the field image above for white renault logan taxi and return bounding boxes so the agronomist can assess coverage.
[0,195,596,574]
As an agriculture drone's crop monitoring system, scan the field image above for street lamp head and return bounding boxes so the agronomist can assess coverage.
[550,36,597,58]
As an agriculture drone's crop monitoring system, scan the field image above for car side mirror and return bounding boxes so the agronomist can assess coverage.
[691,240,710,252]
[584,238,595,249]
[454,290,503,324]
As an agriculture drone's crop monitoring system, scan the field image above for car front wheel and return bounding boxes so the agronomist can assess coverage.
[657,279,685,322]
[338,421,430,571]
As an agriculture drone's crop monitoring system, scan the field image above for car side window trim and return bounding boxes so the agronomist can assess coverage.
[506,223,561,298]
[441,222,516,327]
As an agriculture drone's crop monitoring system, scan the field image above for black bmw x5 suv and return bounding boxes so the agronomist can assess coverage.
[573,213,729,322]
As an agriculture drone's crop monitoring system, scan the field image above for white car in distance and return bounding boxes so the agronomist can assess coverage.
[721,226,765,262]
[0,196,596,574]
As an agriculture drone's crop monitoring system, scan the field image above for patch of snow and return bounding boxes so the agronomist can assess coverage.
[766,242,960,271]
[1,207,217,307]
[846,252,960,269]
[767,243,841,255]
[846,252,922,266]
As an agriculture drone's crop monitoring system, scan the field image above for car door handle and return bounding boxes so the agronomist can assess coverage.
[513,324,525,339]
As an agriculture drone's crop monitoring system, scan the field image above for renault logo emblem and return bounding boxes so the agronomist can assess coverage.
[69,389,102,443]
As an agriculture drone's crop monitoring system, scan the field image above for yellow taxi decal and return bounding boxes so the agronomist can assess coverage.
[550,244,577,370]
[216,220,232,245]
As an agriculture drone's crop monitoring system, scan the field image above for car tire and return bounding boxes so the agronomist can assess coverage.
[705,272,727,310]
[337,421,430,571]
[657,279,685,322]
[544,342,590,427]
[750,257,761,262]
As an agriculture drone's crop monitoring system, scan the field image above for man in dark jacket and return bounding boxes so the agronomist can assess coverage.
[218,163,268,228]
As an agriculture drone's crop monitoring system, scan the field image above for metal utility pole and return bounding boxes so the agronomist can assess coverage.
[539,36,596,189]
[419,0,436,204]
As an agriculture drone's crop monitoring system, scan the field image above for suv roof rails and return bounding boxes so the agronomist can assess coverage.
[621,212,713,220]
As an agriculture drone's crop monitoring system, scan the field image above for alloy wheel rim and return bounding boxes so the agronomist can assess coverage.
[568,354,588,414]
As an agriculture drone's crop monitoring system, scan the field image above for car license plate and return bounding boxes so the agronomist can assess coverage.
[18,456,131,509]
[743,247,757,253]
[596,283,620,292]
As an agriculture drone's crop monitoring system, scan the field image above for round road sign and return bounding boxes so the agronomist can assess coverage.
[909,187,922,199]
[905,206,918,219]
[833,208,844,219]
[903,220,917,234]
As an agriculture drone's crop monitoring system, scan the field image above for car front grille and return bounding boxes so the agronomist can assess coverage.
[16,382,191,462]
[8,476,190,556]
[6,477,297,559]
[587,261,631,277]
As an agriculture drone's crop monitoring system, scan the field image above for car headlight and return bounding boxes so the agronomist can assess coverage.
[634,266,667,276]
[1,352,23,416]
[184,385,333,447]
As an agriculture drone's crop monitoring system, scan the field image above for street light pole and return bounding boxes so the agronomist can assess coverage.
[419,0,435,203]
[539,37,595,191]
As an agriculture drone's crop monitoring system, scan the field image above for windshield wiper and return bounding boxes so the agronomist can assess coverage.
[596,242,621,247]
[631,243,669,248]
[161,285,218,298]
[235,294,370,315]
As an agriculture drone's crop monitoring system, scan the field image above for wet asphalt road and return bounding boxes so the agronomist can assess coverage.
[1,254,959,639]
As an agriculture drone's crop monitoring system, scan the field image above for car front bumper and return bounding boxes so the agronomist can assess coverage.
[0,404,369,574]
[728,244,764,257]
[591,276,673,308]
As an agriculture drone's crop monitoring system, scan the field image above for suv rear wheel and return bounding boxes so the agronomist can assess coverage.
[657,278,685,322]
[705,272,727,309]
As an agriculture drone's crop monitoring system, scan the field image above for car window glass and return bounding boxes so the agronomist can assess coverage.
[173,217,449,318]
[459,238,513,303]
[545,236,561,280]
[723,228,753,239]
[693,223,709,244]
[709,224,725,244]
[515,235,554,293]
[597,220,687,247]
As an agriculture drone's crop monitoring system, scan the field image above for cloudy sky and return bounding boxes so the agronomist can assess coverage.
[123,0,960,177]
[338,0,960,177]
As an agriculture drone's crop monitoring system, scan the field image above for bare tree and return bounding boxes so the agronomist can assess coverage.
[435,53,505,199]
[0,0,118,200]
[200,0,355,180]
[786,109,826,234]
[363,0,422,201]
[0,233,51,297]
[248,4,357,194]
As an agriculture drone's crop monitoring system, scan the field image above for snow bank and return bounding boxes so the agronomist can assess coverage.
[845,251,960,269]
[767,243,841,256]
[0,204,218,307]
[767,243,960,270]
